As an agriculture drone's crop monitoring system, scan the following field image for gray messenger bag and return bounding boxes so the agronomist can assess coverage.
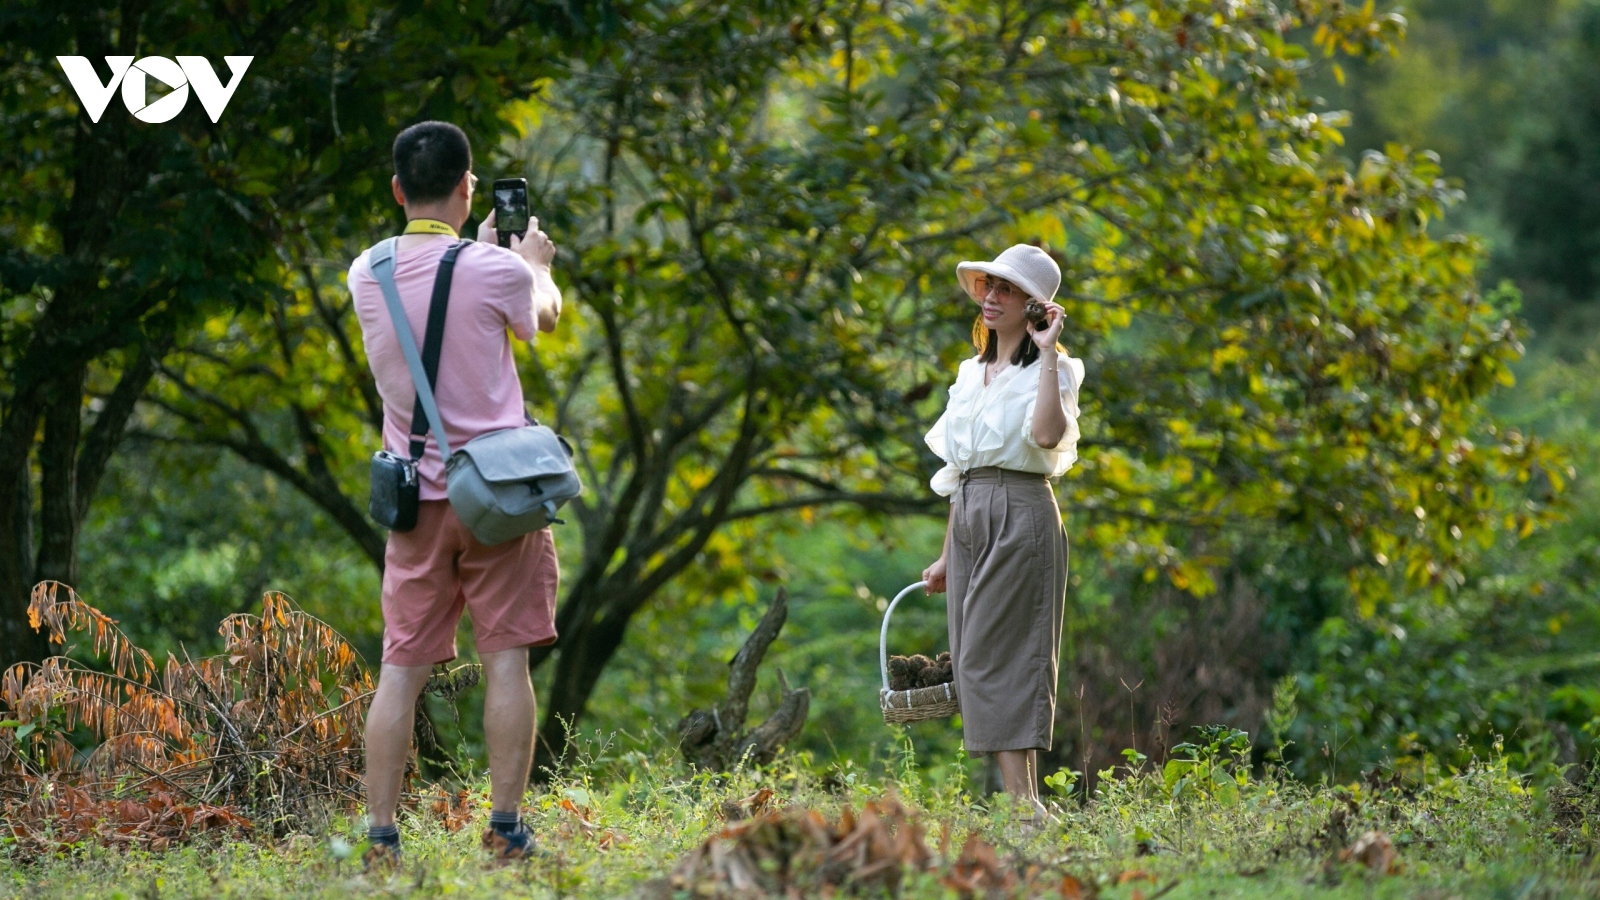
[367,237,581,544]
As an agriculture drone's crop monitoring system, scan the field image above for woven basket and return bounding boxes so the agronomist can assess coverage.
[878,581,959,724]
[881,683,960,723]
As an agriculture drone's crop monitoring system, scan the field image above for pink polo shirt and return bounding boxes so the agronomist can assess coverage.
[349,236,539,500]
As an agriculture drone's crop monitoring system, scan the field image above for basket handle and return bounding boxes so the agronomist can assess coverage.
[879,581,930,692]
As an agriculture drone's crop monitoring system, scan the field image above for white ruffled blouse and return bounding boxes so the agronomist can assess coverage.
[924,354,1086,497]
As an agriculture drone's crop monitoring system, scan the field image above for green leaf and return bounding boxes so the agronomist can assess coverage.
[1163,758,1196,790]
[1044,768,1080,798]
[1213,768,1240,806]
[1170,742,1201,759]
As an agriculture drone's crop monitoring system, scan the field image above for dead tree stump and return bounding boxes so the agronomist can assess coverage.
[677,588,810,770]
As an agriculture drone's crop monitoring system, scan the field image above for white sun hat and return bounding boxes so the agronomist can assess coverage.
[955,244,1061,304]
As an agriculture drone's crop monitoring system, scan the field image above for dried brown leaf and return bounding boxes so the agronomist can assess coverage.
[1342,830,1398,874]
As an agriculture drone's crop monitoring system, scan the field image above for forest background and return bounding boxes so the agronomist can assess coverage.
[3,0,1599,796]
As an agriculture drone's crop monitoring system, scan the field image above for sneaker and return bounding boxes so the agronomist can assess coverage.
[481,821,537,861]
[362,841,402,874]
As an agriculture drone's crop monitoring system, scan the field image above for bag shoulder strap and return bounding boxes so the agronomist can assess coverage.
[369,237,472,461]
[408,239,467,458]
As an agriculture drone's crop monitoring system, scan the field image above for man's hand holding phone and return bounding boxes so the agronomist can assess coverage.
[480,207,563,333]
[512,216,557,269]
[479,210,557,269]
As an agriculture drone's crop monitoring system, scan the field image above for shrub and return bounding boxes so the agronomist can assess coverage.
[0,582,372,853]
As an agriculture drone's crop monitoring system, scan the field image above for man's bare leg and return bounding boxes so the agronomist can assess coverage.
[481,647,536,815]
[364,662,433,827]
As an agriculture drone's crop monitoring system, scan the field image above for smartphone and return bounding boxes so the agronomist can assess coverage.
[492,177,529,247]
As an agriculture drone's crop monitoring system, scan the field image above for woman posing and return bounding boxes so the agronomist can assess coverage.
[922,244,1085,821]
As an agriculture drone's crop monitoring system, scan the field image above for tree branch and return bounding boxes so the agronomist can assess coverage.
[298,256,382,431]
[75,340,165,523]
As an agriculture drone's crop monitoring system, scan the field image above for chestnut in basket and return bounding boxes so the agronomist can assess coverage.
[888,651,954,691]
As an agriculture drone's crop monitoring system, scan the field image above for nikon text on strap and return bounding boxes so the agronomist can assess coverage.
[402,218,459,237]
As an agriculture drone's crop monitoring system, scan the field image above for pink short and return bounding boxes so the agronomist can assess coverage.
[380,500,558,666]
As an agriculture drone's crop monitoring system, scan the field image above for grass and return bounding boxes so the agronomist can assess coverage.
[4,731,1598,900]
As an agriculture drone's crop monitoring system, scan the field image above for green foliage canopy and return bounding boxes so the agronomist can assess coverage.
[0,0,623,666]
[133,0,1563,756]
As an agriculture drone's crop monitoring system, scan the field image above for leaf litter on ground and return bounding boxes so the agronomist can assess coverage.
[643,794,1102,899]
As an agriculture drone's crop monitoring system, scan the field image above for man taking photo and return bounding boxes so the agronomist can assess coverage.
[347,120,563,869]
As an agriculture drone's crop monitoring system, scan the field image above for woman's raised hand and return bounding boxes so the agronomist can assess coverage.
[1030,299,1065,350]
[922,556,948,594]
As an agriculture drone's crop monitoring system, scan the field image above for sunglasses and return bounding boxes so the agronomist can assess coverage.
[974,275,1024,301]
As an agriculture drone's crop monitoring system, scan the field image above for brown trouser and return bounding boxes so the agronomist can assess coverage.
[947,467,1068,754]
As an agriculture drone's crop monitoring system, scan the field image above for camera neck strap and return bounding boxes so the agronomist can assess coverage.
[367,236,472,462]
[403,218,458,237]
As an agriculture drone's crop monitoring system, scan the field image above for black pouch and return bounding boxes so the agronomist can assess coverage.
[369,450,420,531]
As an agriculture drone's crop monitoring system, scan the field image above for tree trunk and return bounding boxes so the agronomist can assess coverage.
[0,21,130,668]
[35,364,88,587]
[0,389,44,668]
[76,345,162,524]
[0,349,163,668]
[533,595,634,776]
[529,485,747,775]
[677,589,810,771]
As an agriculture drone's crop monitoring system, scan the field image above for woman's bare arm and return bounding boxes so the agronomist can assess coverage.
[1031,346,1068,449]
